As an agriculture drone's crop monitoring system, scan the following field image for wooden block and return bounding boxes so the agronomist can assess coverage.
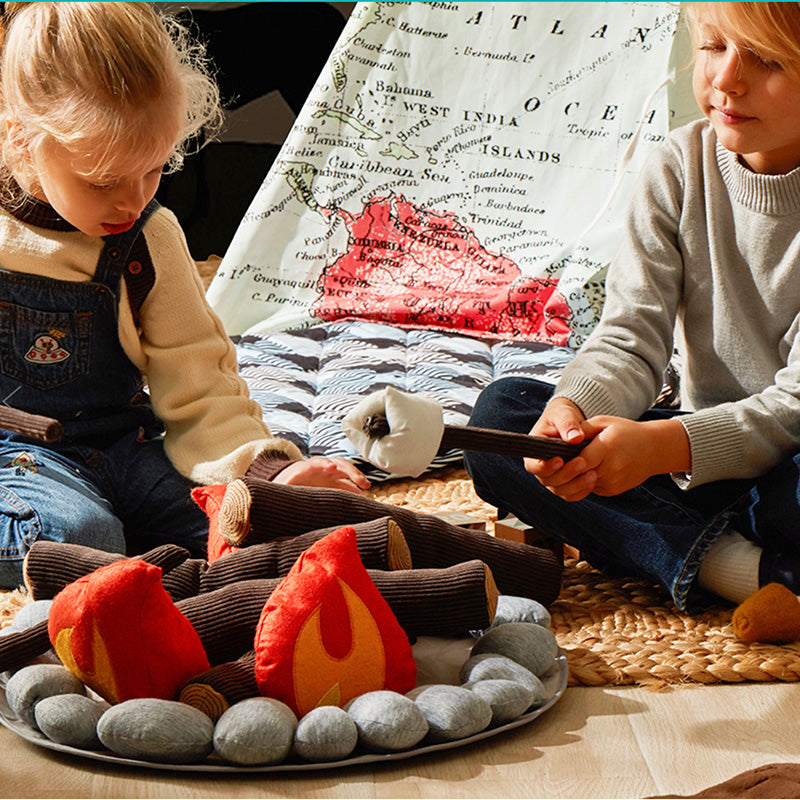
[433,511,486,532]
[493,514,579,559]
[493,514,550,546]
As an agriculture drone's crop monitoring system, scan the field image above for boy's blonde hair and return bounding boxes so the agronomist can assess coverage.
[685,2,800,76]
[0,2,223,206]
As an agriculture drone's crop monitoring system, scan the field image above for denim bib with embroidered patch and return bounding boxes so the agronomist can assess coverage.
[0,199,162,446]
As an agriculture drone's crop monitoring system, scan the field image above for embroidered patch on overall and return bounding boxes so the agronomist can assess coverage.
[3,452,39,474]
[24,331,71,364]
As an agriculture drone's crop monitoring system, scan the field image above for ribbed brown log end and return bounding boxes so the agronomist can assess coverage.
[219,479,252,546]
[386,519,412,570]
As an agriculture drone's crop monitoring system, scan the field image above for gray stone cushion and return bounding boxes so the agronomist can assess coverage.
[347,690,429,752]
[471,622,559,677]
[294,705,359,762]
[97,699,214,764]
[411,684,493,742]
[213,697,298,766]
[34,694,107,749]
[5,664,86,729]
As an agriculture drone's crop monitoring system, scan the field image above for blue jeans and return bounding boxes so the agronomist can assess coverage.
[464,377,800,612]
[0,429,208,589]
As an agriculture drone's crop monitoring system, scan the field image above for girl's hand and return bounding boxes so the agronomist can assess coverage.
[273,456,371,494]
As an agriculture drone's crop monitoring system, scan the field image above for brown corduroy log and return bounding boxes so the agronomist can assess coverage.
[219,477,563,605]
[177,579,280,666]
[200,516,410,593]
[182,564,496,666]
[0,406,62,442]
[0,620,51,673]
[24,542,195,601]
[370,560,497,636]
[178,651,258,721]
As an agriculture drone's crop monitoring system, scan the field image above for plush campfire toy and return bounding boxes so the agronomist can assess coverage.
[0,474,562,721]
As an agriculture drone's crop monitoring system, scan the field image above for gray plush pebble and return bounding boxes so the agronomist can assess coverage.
[213,697,297,766]
[98,699,214,763]
[460,653,545,698]
[294,705,358,762]
[404,683,436,700]
[462,679,537,723]
[5,664,86,728]
[34,693,107,749]
[10,600,53,632]
[347,690,428,752]
[491,596,551,629]
[412,685,492,742]
[471,622,558,677]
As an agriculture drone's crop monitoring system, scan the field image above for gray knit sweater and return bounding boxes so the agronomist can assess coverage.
[554,118,800,488]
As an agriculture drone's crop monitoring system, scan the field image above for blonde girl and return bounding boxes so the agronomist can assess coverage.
[0,3,366,588]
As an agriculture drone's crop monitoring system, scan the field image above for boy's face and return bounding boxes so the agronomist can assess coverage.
[693,18,800,174]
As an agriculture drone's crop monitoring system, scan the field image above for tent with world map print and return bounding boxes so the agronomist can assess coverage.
[206,1,699,478]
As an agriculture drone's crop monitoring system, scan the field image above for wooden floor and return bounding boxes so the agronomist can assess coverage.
[3,680,799,798]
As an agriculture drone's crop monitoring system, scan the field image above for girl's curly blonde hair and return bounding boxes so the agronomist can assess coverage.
[0,2,223,207]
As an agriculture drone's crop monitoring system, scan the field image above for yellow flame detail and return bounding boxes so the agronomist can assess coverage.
[292,577,386,715]
[53,621,120,704]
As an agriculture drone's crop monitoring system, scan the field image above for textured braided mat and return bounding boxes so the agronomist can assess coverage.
[0,589,26,630]
[372,468,800,691]
[2,467,800,690]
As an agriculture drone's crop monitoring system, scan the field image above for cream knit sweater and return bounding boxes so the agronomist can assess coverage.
[0,202,302,484]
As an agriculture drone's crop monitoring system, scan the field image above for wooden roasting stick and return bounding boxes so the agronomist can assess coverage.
[0,406,63,442]
[363,414,586,461]
[439,424,586,460]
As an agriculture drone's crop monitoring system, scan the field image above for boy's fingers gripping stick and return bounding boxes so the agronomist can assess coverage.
[342,387,584,478]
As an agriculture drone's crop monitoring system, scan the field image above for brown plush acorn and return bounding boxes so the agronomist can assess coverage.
[732,582,800,644]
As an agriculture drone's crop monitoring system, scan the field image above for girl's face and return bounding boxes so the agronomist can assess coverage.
[17,102,181,237]
[30,141,172,237]
[693,17,800,174]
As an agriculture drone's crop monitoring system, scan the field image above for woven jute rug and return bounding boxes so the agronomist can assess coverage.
[0,588,28,630]
[3,466,800,690]
[371,467,800,691]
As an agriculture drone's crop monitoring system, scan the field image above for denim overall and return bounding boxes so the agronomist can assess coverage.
[0,200,207,588]
[465,377,800,612]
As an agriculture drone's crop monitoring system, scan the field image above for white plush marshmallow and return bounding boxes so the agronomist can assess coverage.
[342,387,444,477]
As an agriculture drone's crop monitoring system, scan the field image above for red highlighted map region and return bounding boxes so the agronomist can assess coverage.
[313,195,572,343]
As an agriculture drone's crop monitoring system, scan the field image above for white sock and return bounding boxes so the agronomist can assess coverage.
[696,531,762,604]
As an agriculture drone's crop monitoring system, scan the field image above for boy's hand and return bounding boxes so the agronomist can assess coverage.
[525,398,595,501]
[273,456,371,494]
[574,416,689,497]
[529,396,587,445]
[526,411,690,502]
